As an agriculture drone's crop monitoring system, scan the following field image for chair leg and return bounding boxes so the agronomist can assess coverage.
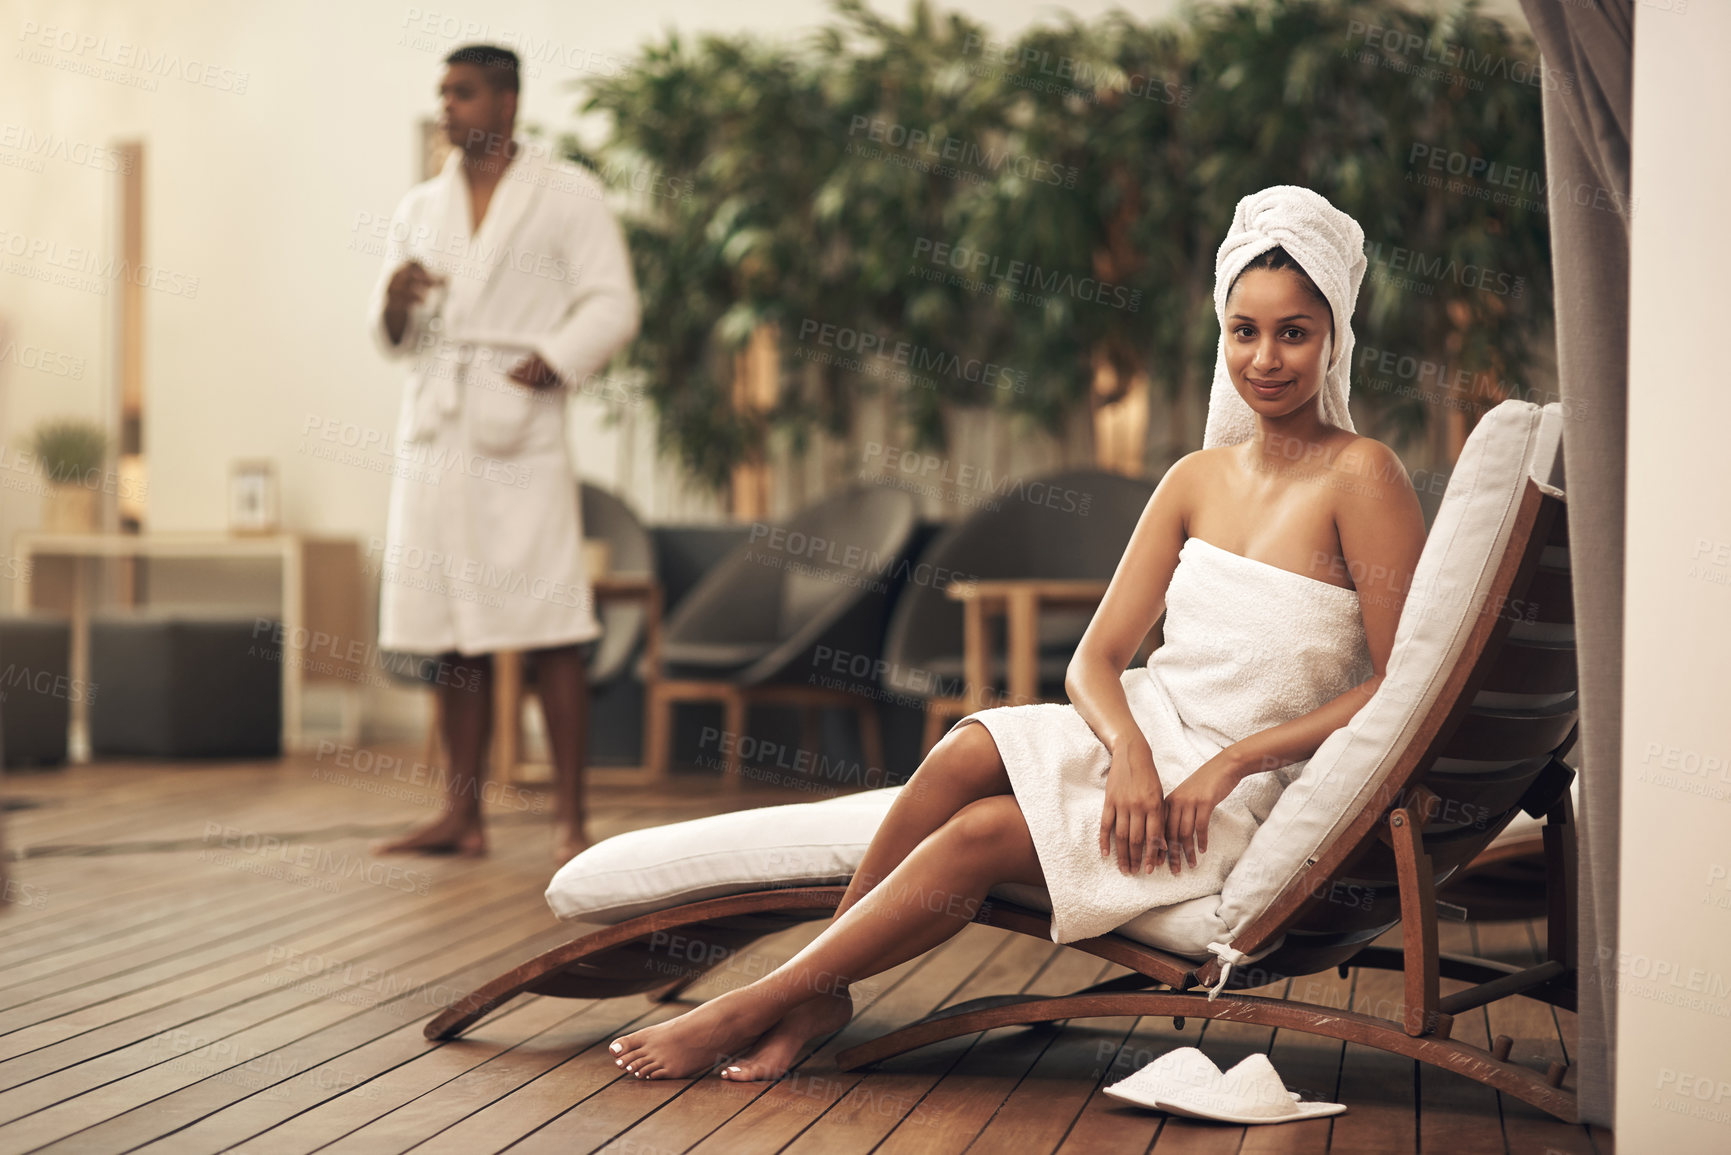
[646,683,671,780]
[1544,789,1578,969]
[1389,807,1448,1038]
[723,691,746,787]
[857,699,885,776]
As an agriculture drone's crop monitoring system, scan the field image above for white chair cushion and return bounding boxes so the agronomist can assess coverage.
[545,400,1567,962]
[1214,399,1566,938]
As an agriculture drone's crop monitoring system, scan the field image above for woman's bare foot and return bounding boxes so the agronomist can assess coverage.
[372,814,485,856]
[717,989,854,1082]
[608,983,787,1081]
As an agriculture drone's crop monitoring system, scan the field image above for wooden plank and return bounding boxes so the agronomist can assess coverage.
[0,884,550,1147]
[0,868,511,1076]
[10,901,568,1154]
[263,920,830,1155]
[130,997,579,1154]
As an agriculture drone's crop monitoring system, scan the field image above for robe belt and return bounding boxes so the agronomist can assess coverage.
[405,327,543,444]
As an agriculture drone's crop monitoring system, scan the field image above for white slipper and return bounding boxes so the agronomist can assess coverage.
[1102,1046,1345,1124]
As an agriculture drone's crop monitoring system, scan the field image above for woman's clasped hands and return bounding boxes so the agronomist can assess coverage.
[1100,742,1246,877]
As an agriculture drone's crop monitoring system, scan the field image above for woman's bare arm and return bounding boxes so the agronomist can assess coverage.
[1065,454,1196,875]
[1065,455,1194,754]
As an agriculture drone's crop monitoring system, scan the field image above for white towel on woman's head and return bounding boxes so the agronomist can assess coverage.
[1202,185,1368,450]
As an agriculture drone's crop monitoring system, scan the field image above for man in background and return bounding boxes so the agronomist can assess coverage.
[365,44,640,860]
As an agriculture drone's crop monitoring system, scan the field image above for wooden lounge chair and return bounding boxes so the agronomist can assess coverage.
[425,401,1583,1122]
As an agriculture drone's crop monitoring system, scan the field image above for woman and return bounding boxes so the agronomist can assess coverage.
[607,185,1427,1082]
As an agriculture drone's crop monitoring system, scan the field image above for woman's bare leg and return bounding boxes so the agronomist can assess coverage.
[707,719,1016,1075]
[833,719,1011,920]
[608,792,1045,1082]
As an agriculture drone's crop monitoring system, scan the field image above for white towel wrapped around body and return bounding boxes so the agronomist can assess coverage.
[953,534,1372,945]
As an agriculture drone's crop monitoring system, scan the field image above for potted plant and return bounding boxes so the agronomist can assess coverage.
[30,418,109,533]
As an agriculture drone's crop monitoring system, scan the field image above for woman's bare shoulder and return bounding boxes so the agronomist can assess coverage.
[1329,434,1412,491]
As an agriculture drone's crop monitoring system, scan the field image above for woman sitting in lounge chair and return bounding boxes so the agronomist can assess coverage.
[607,185,1428,1082]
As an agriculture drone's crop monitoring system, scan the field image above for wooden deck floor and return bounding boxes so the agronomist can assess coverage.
[0,747,1609,1154]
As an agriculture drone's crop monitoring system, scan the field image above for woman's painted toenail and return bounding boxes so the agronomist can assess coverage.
[610,1042,622,1053]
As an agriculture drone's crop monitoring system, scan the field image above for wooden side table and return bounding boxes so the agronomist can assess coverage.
[922,578,1158,752]
[12,531,363,758]
[490,574,665,786]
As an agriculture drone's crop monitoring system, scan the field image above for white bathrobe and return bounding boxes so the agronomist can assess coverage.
[365,139,640,655]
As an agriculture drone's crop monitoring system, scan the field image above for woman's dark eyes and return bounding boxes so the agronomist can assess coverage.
[1233,327,1307,340]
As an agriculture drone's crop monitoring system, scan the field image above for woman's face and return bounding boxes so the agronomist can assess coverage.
[1223,268,1335,423]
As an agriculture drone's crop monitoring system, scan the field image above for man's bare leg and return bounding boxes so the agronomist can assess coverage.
[682,719,1017,1078]
[534,640,591,861]
[608,792,1045,1081]
[373,652,494,856]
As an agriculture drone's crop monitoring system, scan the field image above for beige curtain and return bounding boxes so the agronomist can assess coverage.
[1516,0,1633,1129]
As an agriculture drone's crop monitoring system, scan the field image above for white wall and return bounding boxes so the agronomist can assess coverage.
[1619,1,1731,1145]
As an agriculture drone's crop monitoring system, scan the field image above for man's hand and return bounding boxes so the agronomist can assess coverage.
[508,353,563,391]
[1099,739,1166,876]
[383,261,444,345]
[1161,749,1246,874]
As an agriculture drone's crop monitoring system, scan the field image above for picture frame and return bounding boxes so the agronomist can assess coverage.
[228,458,279,534]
